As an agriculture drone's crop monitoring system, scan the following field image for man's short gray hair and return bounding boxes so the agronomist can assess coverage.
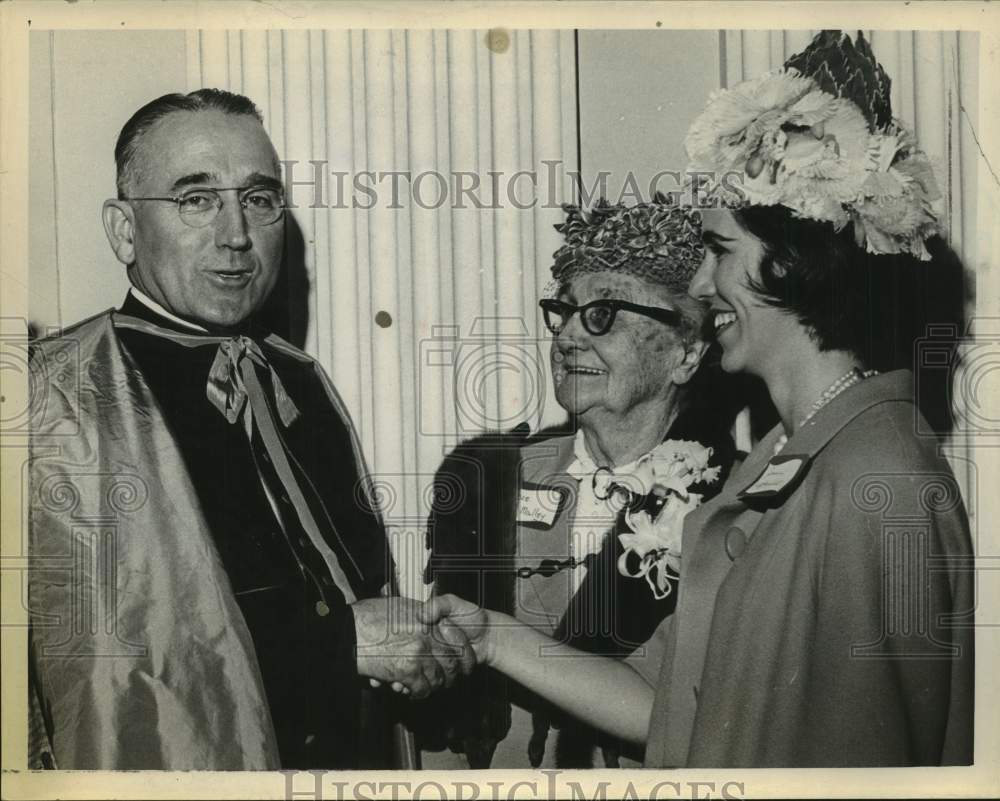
[114,88,264,198]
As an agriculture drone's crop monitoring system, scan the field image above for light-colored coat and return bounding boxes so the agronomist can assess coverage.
[636,370,974,767]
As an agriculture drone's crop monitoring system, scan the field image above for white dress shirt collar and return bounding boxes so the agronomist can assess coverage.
[126,288,209,333]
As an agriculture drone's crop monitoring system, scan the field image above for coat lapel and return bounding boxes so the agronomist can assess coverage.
[514,436,578,633]
[653,427,778,766]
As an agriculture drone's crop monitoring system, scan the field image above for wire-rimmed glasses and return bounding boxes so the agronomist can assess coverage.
[122,185,285,228]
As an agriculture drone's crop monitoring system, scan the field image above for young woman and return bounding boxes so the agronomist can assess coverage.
[419,31,974,768]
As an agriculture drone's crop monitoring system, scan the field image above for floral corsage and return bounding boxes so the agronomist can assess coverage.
[616,440,721,599]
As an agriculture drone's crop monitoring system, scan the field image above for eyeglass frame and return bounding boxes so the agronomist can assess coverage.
[539,297,683,336]
[121,184,286,228]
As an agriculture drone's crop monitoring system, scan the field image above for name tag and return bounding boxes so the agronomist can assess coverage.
[738,456,808,501]
[517,486,563,528]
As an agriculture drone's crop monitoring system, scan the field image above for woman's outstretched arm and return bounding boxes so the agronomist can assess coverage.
[420,593,655,744]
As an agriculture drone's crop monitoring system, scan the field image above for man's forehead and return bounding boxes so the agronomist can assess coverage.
[169,170,283,191]
[134,109,280,188]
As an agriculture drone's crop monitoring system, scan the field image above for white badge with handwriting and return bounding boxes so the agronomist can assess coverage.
[517,487,561,528]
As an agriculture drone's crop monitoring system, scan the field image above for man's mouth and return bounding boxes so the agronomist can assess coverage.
[564,365,606,376]
[713,310,737,336]
[208,269,253,285]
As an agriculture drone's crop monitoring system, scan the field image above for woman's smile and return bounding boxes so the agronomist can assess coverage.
[712,309,737,337]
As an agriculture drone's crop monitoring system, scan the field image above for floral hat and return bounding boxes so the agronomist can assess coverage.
[551,193,704,295]
[684,30,941,260]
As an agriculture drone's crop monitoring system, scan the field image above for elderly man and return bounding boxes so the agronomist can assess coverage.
[27,89,468,770]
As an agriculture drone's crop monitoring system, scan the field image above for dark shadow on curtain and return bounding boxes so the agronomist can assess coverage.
[258,212,310,349]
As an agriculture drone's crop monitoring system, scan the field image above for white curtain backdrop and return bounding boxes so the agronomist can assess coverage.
[185,30,578,595]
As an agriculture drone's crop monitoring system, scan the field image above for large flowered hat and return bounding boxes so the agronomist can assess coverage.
[551,192,704,294]
[684,30,941,260]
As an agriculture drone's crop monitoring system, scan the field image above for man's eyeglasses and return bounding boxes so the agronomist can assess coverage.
[123,186,285,228]
[539,298,682,337]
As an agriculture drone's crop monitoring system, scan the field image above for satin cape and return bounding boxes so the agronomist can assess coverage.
[28,311,383,769]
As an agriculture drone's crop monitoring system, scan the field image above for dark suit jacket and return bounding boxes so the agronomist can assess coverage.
[115,294,395,769]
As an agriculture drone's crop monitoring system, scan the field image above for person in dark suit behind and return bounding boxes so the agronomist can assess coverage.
[28,89,471,770]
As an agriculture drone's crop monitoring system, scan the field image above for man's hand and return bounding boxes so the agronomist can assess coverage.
[417,593,494,667]
[351,596,474,699]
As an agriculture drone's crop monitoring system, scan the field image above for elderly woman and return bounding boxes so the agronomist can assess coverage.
[421,31,973,767]
[420,196,737,768]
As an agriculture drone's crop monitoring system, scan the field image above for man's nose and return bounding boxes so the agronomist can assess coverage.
[215,195,251,250]
[688,256,716,301]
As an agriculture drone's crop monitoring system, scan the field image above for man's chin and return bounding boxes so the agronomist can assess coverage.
[187,297,266,331]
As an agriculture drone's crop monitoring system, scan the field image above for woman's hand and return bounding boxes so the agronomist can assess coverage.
[419,593,653,743]
[417,593,495,667]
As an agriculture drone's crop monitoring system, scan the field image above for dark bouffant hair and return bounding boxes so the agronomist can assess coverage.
[733,204,968,433]
[115,88,263,198]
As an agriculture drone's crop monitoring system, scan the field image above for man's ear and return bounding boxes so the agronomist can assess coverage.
[102,199,136,266]
[671,339,709,386]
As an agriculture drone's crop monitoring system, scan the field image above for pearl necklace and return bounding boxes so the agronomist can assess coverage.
[773,367,879,454]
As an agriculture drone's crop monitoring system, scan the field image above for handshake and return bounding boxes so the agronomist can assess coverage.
[351,594,491,699]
